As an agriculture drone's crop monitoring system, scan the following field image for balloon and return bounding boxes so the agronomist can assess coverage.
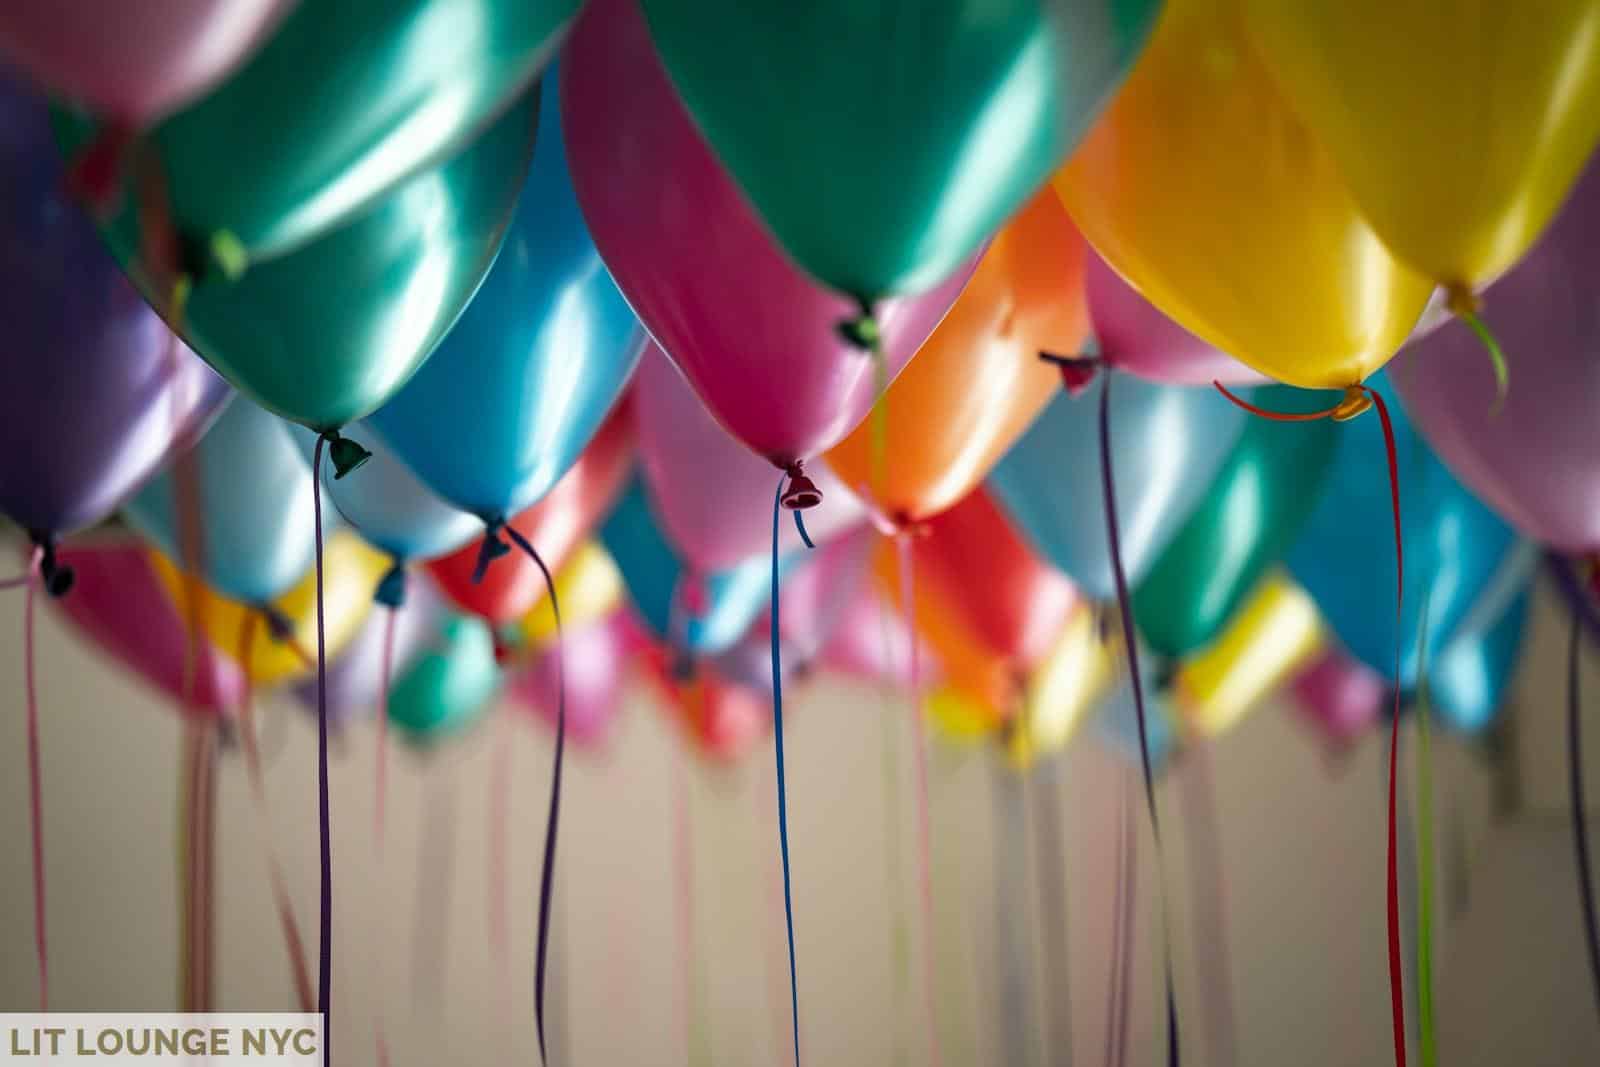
[1290,650,1386,747]
[820,586,937,691]
[634,346,865,573]
[825,189,1088,524]
[518,542,625,652]
[52,538,244,716]
[1390,156,1600,553]
[54,0,576,263]
[1053,0,1432,389]
[601,476,792,657]
[1005,608,1113,769]
[289,421,479,568]
[1085,252,1260,386]
[116,83,540,435]
[635,0,1160,301]
[124,398,328,605]
[1244,0,1600,292]
[1286,375,1519,686]
[1426,587,1530,735]
[291,576,452,725]
[0,1,289,124]
[369,73,642,522]
[907,489,1078,668]
[387,615,500,745]
[561,0,974,468]
[641,649,769,763]
[147,532,386,686]
[925,687,1003,747]
[1131,387,1339,657]
[428,402,634,624]
[989,374,1244,599]
[1173,573,1322,738]
[511,611,641,749]
[1094,668,1178,772]
[0,75,229,541]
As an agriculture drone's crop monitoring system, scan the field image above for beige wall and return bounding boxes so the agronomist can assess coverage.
[0,578,1597,1065]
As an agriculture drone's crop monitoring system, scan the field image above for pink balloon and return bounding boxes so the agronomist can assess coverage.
[821,586,941,691]
[636,346,865,572]
[1289,649,1385,745]
[510,612,644,750]
[560,0,974,468]
[1086,252,1262,386]
[1391,156,1600,553]
[52,538,244,716]
[0,1,291,124]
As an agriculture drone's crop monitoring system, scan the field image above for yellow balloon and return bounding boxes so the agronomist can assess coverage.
[149,532,387,686]
[925,687,1000,747]
[1244,0,1600,292]
[1173,573,1322,737]
[1005,608,1112,769]
[1053,0,1433,389]
[518,542,623,651]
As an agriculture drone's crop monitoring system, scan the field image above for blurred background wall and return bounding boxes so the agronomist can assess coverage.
[0,573,1596,1066]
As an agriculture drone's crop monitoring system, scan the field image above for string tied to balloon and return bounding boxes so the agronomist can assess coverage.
[1444,283,1509,412]
[307,435,335,1066]
[1039,350,1103,397]
[1215,375,1411,1067]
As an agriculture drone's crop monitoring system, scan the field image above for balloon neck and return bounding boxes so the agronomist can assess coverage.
[1445,283,1482,319]
[835,297,881,352]
[471,520,512,585]
[1330,385,1373,422]
[374,563,407,608]
[64,120,138,218]
[28,533,73,599]
[320,429,372,480]
[780,461,822,510]
[1152,656,1179,692]
[1583,555,1600,601]
[1039,352,1101,397]
[260,604,295,643]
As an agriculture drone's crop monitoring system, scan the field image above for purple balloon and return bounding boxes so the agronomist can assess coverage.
[1391,155,1600,553]
[0,73,228,539]
[292,575,450,725]
[1290,649,1385,746]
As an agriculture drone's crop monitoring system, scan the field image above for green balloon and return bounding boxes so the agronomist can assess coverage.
[389,615,501,743]
[636,0,1160,300]
[157,86,538,432]
[58,0,574,263]
[1131,387,1338,658]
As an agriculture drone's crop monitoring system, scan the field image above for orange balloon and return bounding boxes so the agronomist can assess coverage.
[826,189,1088,523]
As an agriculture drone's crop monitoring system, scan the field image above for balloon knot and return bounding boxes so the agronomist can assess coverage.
[835,298,881,352]
[260,604,295,643]
[669,649,697,683]
[1040,352,1101,397]
[1153,656,1180,691]
[680,573,709,617]
[30,534,73,599]
[1445,283,1482,318]
[471,521,512,585]
[64,120,137,218]
[374,563,407,608]
[320,429,371,480]
[781,461,822,510]
[1331,384,1373,422]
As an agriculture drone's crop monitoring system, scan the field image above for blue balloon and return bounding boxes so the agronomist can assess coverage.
[289,422,480,565]
[123,398,334,604]
[988,375,1245,599]
[1421,540,1535,734]
[369,68,642,523]
[600,477,794,656]
[1287,374,1519,686]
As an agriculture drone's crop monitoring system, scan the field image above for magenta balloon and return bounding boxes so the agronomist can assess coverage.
[560,0,974,467]
[1290,649,1384,745]
[0,0,291,124]
[636,346,866,572]
[52,539,244,716]
[822,585,942,691]
[511,612,641,749]
[1086,252,1261,386]
[1391,158,1600,553]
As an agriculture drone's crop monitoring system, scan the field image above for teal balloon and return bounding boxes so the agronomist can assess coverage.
[636,0,1161,298]
[388,614,500,743]
[1287,374,1519,686]
[988,374,1244,600]
[288,422,480,564]
[55,0,576,263]
[369,70,642,520]
[123,397,333,604]
[1425,588,1529,735]
[1131,387,1339,657]
[144,86,539,432]
[600,477,794,656]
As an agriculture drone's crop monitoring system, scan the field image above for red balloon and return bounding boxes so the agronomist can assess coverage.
[427,400,634,624]
[640,640,768,763]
